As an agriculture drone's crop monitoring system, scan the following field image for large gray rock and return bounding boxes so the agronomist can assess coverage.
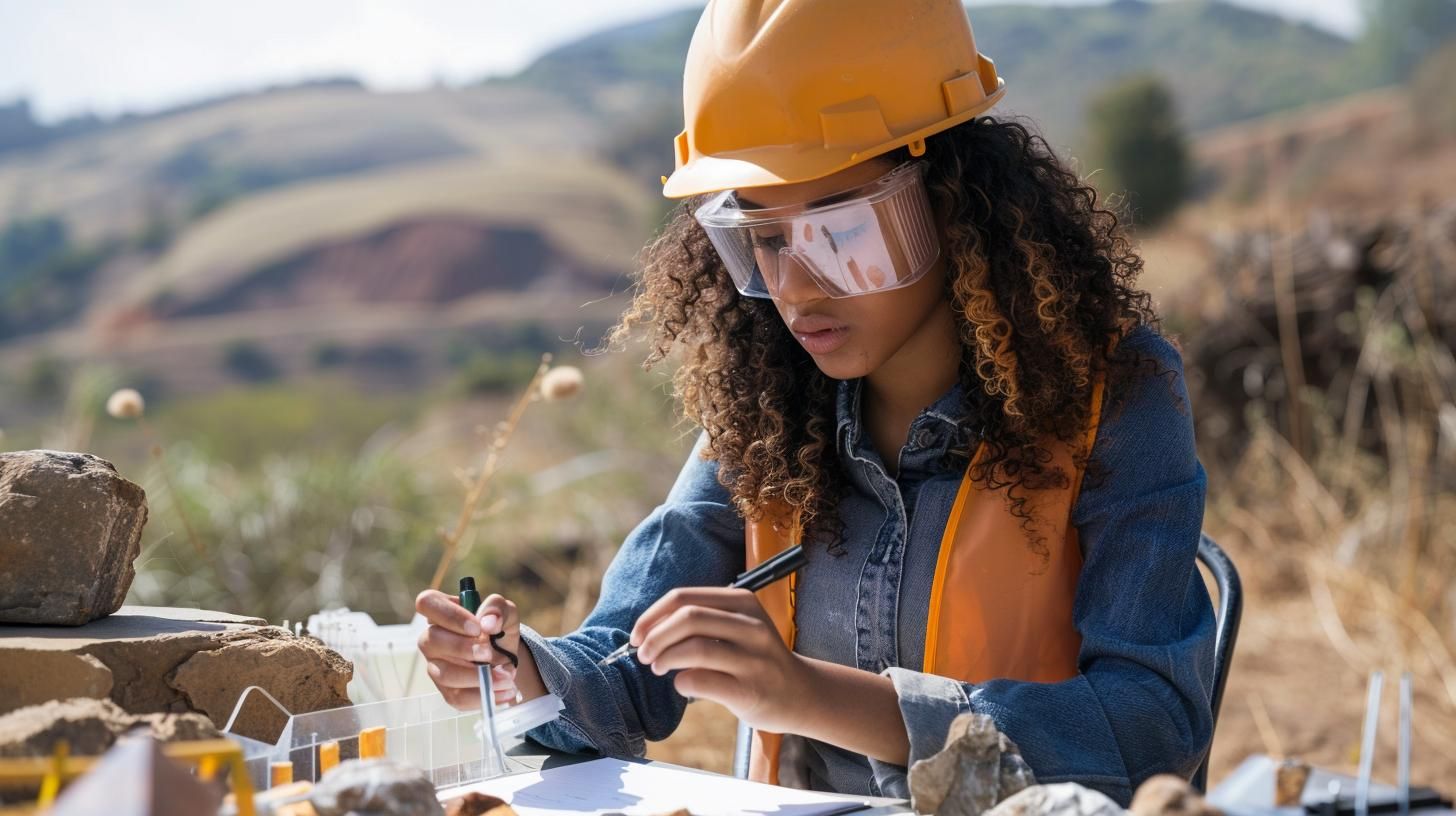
[0,450,148,625]
[909,713,1036,816]
[311,758,443,816]
[986,784,1126,816]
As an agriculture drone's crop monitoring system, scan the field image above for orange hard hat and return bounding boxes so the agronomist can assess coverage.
[662,0,1006,199]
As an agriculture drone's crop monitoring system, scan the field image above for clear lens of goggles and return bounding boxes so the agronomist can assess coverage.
[693,162,939,299]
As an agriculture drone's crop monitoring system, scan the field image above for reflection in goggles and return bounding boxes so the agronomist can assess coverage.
[694,161,939,300]
[750,212,892,295]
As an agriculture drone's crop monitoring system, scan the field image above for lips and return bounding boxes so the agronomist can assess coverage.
[788,314,850,355]
[788,314,846,334]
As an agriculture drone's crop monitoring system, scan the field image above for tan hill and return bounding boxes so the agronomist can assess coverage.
[0,82,655,399]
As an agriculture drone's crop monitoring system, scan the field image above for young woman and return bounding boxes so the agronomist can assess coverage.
[415,0,1214,804]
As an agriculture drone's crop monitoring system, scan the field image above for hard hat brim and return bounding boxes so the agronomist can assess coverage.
[662,82,1006,200]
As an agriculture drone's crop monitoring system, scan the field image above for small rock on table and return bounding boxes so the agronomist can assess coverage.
[909,712,1036,816]
[310,758,443,816]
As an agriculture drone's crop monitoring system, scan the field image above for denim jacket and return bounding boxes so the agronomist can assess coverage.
[519,325,1215,805]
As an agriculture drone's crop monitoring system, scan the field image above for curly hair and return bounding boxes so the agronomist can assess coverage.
[604,117,1160,548]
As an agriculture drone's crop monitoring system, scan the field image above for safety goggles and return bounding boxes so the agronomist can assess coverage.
[694,161,940,299]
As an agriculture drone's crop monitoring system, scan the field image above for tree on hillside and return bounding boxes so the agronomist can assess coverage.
[1086,74,1190,228]
[1359,0,1456,83]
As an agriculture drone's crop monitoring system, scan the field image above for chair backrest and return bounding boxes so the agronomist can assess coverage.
[732,532,1243,793]
[1192,532,1242,793]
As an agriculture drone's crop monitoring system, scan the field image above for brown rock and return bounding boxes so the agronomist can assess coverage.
[1274,760,1310,807]
[0,697,218,758]
[986,783,1125,816]
[0,606,351,739]
[310,759,442,816]
[172,629,352,741]
[909,713,1036,816]
[0,651,113,712]
[444,792,517,816]
[0,450,148,625]
[1130,775,1221,816]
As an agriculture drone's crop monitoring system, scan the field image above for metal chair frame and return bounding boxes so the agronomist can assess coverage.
[731,532,1243,795]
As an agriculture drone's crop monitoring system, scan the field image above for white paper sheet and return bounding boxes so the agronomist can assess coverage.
[436,757,876,816]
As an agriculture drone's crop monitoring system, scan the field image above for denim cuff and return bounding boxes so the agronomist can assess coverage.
[517,623,610,756]
[867,667,974,799]
[519,623,574,699]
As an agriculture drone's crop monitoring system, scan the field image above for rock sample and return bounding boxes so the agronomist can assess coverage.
[0,606,352,742]
[310,759,443,816]
[443,792,517,816]
[986,783,1126,816]
[1130,775,1222,816]
[1274,760,1310,808]
[909,712,1036,816]
[0,450,148,625]
[0,697,219,758]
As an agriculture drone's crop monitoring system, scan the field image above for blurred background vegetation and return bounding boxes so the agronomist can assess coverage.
[2,0,1455,785]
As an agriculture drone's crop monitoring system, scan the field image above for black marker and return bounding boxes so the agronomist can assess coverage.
[596,544,807,667]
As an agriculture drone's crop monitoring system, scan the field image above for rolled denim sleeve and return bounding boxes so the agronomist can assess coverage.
[520,432,745,758]
[868,329,1216,805]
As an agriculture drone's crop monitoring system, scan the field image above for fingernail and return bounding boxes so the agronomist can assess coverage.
[481,614,500,632]
[463,619,481,637]
[473,644,492,662]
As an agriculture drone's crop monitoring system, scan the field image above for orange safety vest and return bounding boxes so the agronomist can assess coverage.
[743,376,1107,785]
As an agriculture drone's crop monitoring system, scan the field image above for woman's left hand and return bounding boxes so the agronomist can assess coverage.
[630,587,812,735]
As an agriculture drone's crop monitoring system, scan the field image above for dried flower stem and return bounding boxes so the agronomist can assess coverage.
[138,416,207,558]
[427,353,553,592]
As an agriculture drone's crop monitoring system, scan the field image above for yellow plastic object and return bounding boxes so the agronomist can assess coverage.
[36,740,67,806]
[0,738,256,816]
[270,761,294,787]
[318,740,340,774]
[662,0,1006,198]
[358,727,386,759]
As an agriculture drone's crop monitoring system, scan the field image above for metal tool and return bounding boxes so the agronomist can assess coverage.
[1398,673,1412,816]
[1355,671,1383,816]
[1302,671,1449,816]
[459,577,507,777]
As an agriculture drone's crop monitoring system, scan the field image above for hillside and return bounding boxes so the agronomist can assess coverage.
[0,81,652,395]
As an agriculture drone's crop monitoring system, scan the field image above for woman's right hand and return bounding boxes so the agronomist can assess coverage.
[415,588,521,711]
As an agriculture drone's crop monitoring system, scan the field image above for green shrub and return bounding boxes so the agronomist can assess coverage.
[1086,73,1191,227]
[222,339,280,383]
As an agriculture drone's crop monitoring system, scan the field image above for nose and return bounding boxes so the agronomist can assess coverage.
[768,252,826,306]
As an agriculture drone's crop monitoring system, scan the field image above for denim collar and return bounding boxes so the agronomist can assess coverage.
[835,376,980,477]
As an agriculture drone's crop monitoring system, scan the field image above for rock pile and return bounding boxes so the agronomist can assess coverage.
[0,606,353,742]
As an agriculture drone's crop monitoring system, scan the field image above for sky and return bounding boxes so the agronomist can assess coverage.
[0,0,1364,124]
